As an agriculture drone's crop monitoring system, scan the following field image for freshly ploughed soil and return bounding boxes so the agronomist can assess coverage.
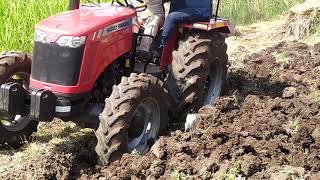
[1,41,320,179]
[82,41,319,180]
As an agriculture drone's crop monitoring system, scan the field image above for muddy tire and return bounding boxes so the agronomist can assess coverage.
[0,52,38,148]
[95,73,168,165]
[165,30,228,121]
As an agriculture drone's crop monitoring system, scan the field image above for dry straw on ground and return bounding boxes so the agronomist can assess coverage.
[274,0,320,40]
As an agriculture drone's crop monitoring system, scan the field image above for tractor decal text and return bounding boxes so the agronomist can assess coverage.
[92,19,132,41]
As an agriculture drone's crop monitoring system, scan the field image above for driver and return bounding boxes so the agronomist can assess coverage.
[160,0,212,47]
[129,0,165,60]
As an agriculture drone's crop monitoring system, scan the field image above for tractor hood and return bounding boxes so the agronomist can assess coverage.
[35,6,135,42]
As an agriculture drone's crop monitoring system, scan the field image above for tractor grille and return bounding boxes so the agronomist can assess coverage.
[32,42,85,86]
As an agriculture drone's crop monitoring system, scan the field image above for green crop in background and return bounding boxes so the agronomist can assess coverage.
[216,0,305,24]
[0,0,68,52]
[0,0,110,53]
[0,0,305,52]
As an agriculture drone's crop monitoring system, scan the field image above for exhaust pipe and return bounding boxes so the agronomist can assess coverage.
[69,0,80,10]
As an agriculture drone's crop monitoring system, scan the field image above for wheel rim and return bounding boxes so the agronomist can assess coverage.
[204,61,223,105]
[0,72,31,132]
[127,97,160,154]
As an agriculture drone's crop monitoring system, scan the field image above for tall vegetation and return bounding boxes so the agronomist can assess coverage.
[0,0,68,52]
[217,0,305,24]
[0,0,305,52]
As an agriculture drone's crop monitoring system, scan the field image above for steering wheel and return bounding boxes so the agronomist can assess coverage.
[134,2,147,12]
[111,0,129,7]
[111,0,147,12]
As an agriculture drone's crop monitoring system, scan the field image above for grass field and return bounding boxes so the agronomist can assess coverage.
[0,0,305,52]
[0,0,68,53]
[218,0,305,24]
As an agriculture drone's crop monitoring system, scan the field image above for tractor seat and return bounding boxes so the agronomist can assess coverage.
[179,17,230,32]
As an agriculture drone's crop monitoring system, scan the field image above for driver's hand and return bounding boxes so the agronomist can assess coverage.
[138,1,148,6]
[128,0,148,7]
[136,1,148,8]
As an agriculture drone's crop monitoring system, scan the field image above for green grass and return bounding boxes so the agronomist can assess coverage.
[0,0,68,53]
[217,0,305,24]
[0,0,110,53]
[0,0,305,52]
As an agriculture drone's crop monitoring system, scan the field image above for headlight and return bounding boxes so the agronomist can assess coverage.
[56,36,86,48]
[35,29,49,43]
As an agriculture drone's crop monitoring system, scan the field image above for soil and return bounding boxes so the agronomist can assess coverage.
[1,36,320,179]
[80,41,319,180]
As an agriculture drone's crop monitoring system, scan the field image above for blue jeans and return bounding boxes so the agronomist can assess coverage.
[160,8,210,47]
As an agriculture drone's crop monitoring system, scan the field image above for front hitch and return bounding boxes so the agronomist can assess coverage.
[30,89,57,121]
[0,82,101,128]
[0,83,56,122]
[0,83,28,115]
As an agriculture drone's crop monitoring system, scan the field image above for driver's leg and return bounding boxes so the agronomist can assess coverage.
[160,8,210,47]
[137,15,164,53]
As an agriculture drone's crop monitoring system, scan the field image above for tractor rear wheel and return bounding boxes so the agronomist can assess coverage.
[0,52,38,148]
[95,73,168,164]
[165,30,228,121]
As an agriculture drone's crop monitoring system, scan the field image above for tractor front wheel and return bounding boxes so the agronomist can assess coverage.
[0,52,38,148]
[95,73,168,164]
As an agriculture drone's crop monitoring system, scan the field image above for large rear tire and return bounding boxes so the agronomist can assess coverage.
[0,52,38,148]
[95,73,168,165]
[165,30,228,121]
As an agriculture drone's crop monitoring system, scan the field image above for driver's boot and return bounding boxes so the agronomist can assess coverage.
[137,49,152,62]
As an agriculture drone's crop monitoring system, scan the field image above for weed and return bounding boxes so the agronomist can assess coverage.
[217,162,242,180]
[273,51,291,65]
[290,117,301,132]
[308,90,320,103]
[270,67,280,77]
[202,171,213,180]
[171,170,187,180]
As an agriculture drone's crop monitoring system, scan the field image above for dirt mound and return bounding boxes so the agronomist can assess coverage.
[76,41,319,179]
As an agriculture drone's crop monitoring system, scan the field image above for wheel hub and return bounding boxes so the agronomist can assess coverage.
[127,97,160,154]
[203,61,223,105]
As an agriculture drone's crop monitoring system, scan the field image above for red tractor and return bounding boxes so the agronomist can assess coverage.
[0,0,230,164]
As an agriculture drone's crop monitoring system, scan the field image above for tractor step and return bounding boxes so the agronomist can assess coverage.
[134,62,162,78]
